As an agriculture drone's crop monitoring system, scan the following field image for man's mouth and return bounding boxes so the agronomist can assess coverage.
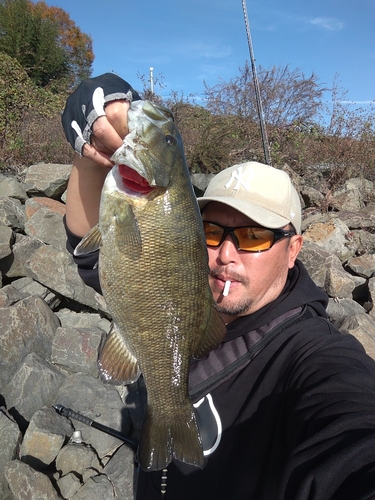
[211,274,239,295]
[118,164,154,194]
[224,280,234,296]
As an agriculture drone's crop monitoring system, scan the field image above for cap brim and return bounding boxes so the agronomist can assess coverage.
[197,196,291,229]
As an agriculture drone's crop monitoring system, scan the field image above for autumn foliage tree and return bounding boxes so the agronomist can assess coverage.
[0,0,93,88]
[32,1,93,86]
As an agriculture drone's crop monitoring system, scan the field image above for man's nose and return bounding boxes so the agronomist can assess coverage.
[216,235,238,264]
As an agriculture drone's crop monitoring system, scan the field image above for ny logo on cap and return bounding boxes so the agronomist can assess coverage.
[224,166,253,191]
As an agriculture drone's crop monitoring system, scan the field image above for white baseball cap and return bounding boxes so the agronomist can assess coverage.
[197,161,301,234]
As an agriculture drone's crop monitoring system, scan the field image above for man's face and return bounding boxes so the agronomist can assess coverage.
[202,202,302,324]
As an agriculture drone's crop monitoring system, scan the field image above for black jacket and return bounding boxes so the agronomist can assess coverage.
[65,222,375,500]
[136,261,375,500]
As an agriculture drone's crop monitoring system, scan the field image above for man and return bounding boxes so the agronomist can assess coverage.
[62,74,375,500]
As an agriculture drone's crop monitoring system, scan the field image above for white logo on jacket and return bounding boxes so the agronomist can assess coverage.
[193,393,222,455]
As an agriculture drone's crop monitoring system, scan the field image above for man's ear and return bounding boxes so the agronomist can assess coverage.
[288,235,303,269]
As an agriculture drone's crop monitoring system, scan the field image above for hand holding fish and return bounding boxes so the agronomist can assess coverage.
[62,73,140,167]
[63,75,139,237]
[88,99,130,161]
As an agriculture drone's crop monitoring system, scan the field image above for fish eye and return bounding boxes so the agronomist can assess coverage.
[165,135,176,146]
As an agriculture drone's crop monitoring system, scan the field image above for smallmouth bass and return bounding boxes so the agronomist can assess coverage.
[75,100,226,471]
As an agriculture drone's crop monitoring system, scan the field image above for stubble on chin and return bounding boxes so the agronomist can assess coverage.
[215,296,254,318]
[209,267,252,318]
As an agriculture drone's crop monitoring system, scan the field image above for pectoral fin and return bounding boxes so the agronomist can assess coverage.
[74,224,102,256]
[113,204,142,260]
[99,323,141,385]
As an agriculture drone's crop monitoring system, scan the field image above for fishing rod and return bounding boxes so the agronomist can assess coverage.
[53,404,138,451]
[241,0,272,166]
[55,404,168,499]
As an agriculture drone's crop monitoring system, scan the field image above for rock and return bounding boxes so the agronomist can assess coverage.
[24,163,71,199]
[0,197,26,230]
[0,234,45,278]
[333,206,375,230]
[298,240,357,297]
[0,296,60,388]
[191,173,215,196]
[1,277,61,309]
[327,178,373,213]
[329,182,365,211]
[367,278,375,319]
[55,310,110,332]
[56,472,82,499]
[24,199,67,252]
[325,265,356,299]
[4,353,66,422]
[103,443,136,499]
[25,196,66,218]
[70,473,116,499]
[20,406,74,469]
[303,218,355,263]
[4,460,61,500]
[346,253,375,278]
[56,442,102,477]
[24,245,99,310]
[0,410,22,500]
[0,174,28,202]
[51,326,106,377]
[327,298,366,328]
[300,185,325,207]
[348,229,375,256]
[0,225,14,259]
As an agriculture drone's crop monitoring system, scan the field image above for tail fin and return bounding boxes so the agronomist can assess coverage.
[138,406,204,472]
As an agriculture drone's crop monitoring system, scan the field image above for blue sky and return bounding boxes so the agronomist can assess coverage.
[43,0,374,108]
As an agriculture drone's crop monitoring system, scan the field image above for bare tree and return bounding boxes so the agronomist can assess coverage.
[204,62,326,128]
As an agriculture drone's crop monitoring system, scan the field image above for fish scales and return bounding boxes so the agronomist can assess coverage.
[75,100,226,472]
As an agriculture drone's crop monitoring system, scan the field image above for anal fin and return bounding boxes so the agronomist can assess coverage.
[99,323,141,385]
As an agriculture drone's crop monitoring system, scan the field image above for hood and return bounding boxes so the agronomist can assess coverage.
[225,260,328,342]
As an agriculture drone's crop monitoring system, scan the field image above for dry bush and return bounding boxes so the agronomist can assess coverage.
[1,57,375,194]
[268,121,375,188]
[0,53,71,173]
[168,102,266,174]
[2,113,72,172]
[201,65,375,189]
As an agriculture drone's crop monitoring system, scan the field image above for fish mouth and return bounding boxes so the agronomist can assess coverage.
[118,164,155,194]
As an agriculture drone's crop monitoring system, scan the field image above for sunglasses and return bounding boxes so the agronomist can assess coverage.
[203,221,297,252]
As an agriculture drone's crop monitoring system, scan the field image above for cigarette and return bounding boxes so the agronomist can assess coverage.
[223,280,231,297]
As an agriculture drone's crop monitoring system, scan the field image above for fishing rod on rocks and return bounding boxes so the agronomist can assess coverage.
[53,404,139,451]
[54,405,169,499]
